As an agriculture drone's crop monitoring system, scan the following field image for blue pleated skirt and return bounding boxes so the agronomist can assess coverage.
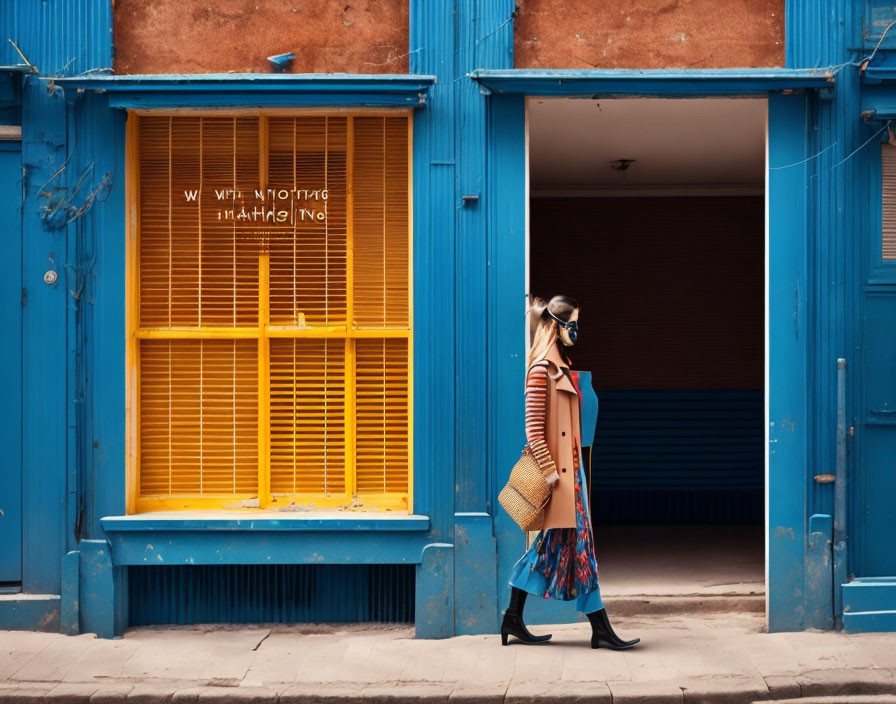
[508,454,603,614]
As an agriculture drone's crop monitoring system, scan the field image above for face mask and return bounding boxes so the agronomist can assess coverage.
[545,308,578,345]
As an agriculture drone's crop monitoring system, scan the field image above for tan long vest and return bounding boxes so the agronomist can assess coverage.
[527,341,581,530]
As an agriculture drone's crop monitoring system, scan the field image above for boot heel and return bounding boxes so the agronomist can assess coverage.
[499,588,553,645]
[586,608,640,650]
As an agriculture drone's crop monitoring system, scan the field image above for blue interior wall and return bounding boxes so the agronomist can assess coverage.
[591,390,764,524]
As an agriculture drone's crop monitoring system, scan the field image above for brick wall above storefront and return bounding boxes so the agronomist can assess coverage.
[112,0,409,74]
[514,0,785,69]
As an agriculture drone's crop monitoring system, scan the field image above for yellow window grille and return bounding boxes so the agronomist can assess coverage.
[269,337,347,497]
[127,111,412,512]
[139,339,259,497]
[355,337,410,496]
[267,117,349,327]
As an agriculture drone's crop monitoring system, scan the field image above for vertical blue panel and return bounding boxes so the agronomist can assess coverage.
[79,540,127,638]
[0,3,18,67]
[455,0,488,514]
[806,513,834,629]
[20,74,68,594]
[484,89,581,625]
[486,91,527,621]
[862,0,896,49]
[805,13,866,568]
[410,0,457,634]
[63,100,80,558]
[855,0,896,621]
[455,0,515,513]
[451,0,514,634]
[454,513,497,634]
[0,143,23,584]
[486,92,577,627]
[78,95,128,536]
[9,0,115,605]
[789,1,889,627]
[767,91,810,631]
[409,0,455,541]
[415,543,454,637]
[60,550,80,634]
[861,292,896,576]
[786,0,840,547]
[2,0,113,77]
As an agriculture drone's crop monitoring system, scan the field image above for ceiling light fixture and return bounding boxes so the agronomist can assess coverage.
[609,159,636,172]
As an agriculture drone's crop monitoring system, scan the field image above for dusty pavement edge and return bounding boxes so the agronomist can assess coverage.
[1,671,895,704]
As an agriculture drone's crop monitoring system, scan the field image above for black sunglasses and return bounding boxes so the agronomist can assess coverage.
[545,309,578,335]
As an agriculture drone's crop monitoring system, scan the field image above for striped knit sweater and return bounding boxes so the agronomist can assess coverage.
[525,362,560,484]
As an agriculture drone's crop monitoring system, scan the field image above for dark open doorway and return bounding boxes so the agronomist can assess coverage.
[526,96,766,612]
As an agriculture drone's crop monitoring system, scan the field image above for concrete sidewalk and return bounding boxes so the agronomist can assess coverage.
[2,612,895,703]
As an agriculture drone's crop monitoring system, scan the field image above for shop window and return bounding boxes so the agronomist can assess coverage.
[127,112,412,512]
[882,142,896,261]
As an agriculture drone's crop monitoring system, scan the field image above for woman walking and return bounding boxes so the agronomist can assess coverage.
[500,295,640,650]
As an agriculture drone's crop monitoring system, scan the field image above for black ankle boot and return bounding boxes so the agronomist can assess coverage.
[500,587,552,645]
[586,608,640,650]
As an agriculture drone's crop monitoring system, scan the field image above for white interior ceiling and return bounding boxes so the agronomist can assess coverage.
[527,96,767,196]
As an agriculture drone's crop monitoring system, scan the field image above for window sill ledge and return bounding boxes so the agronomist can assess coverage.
[101,511,430,533]
[100,511,434,566]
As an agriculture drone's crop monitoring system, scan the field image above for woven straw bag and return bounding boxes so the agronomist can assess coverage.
[498,444,554,532]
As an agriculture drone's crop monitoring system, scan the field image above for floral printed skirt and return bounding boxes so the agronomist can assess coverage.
[508,454,603,614]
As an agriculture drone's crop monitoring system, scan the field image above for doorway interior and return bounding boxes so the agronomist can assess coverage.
[526,96,767,613]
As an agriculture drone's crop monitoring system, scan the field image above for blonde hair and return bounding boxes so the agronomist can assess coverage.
[525,294,580,369]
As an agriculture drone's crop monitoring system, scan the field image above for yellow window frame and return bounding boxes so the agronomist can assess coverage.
[124,107,414,514]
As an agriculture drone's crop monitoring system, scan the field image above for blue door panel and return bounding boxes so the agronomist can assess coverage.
[863,427,896,575]
[0,144,22,584]
[861,292,896,577]
[863,294,896,413]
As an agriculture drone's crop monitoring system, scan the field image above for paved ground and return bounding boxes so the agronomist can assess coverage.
[2,612,896,702]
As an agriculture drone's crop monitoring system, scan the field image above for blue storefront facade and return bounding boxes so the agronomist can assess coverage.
[1,0,895,637]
